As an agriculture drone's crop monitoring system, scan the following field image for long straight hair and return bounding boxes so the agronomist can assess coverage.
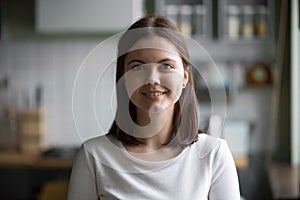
[108,15,199,147]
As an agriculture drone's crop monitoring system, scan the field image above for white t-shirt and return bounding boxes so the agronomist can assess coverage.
[68,134,240,200]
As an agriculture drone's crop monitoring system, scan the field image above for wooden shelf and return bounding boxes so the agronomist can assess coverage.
[0,151,73,169]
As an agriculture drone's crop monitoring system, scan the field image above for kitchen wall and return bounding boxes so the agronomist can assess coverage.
[0,0,116,147]
[0,0,275,154]
[0,40,106,146]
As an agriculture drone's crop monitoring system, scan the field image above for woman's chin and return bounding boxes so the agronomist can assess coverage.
[135,102,175,115]
[149,104,165,114]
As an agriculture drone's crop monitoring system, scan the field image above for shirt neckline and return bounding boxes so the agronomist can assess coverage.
[107,134,190,167]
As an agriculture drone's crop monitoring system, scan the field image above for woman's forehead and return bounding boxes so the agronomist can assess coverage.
[129,36,179,54]
[124,48,181,64]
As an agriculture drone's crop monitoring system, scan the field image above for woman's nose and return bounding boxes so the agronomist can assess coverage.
[144,66,160,85]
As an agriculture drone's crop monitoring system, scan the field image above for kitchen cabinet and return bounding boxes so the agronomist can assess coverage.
[35,0,145,34]
[155,0,212,38]
[0,167,70,200]
[218,0,274,41]
[0,151,73,199]
[154,0,274,42]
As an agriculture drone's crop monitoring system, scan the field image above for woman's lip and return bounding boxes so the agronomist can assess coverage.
[142,91,166,98]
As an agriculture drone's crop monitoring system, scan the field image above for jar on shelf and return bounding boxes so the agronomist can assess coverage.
[241,5,255,39]
[179,5,193,36]
[193,4,207,36]
[227,5,241,39]
[165,4,179,26]
[255,5,268,38]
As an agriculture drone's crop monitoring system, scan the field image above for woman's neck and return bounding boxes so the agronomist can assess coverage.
[124,106,184,162]
[133,107,174,151]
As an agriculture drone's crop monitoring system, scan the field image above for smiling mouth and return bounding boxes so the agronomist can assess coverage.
[142,91,167,97]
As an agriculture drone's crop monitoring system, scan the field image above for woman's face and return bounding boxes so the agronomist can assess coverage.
[123,36,189,114]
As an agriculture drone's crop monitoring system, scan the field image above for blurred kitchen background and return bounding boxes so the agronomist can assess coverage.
[0,0,299,199]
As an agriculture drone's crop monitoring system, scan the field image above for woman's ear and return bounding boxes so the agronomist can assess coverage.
[183,70,189,88]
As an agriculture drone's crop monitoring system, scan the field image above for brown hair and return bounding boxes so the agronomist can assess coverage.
[108,15,199,147]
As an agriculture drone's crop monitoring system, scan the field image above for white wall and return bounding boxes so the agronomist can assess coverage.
[36,0,144,33]
[0,39,116,147]
[291,0,299,166]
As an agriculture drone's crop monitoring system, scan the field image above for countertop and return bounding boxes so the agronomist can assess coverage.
[0,151,73,169]
[0,151,249,170]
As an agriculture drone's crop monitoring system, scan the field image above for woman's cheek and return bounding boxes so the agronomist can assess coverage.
[160,72,185,100]
[124,71,146,98]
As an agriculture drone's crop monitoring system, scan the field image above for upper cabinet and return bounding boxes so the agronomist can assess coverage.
[154,0,274,42]
[218,0,274,42]
[155,0,212,39]
[35,0,145,34]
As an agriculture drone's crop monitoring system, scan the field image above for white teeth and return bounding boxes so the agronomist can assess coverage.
[147,92,163,97]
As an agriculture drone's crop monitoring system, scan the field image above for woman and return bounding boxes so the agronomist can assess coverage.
[68,15,240,200]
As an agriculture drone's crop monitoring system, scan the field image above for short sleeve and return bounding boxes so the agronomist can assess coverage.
[67,145,99,200]
[208,140,240,200]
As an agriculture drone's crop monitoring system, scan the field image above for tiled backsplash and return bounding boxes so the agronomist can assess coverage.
[0,40,106,147]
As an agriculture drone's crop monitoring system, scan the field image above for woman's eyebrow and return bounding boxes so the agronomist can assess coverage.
[157,58,176,63]
[127,59,145,65]
[127,58,177,65]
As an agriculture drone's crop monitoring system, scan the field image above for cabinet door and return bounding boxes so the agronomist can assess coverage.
[36,0,145,34]
[218,0,274,41]
[155,0,212,39]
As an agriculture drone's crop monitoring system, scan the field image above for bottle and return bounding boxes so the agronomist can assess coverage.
[165,4,179,26]
[227,5,240,39]
[179,5,192,36]
[241,5,255,39]
[193,4,207,36]
[255,5,268,38]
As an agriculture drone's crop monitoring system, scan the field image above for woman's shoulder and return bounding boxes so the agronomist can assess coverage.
[79,134,120,153]
[83,134,110,145]
[192,133,229,159]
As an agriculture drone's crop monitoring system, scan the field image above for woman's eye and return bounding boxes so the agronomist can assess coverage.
[160,64,174,69]
[131,65,144,71]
